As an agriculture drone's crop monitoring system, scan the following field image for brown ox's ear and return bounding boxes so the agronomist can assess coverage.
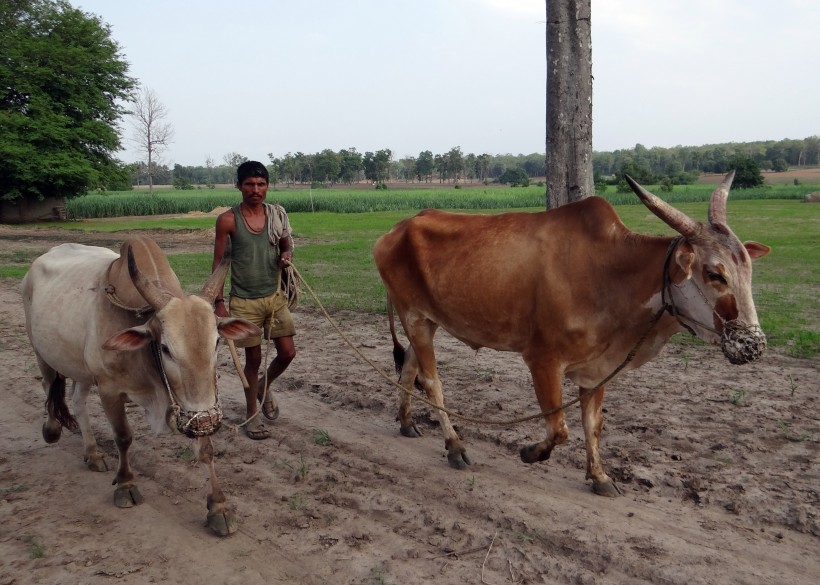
[744,241,770,260]
[217,318,262,341]
[672,241,696,282]
[102,325,154,351]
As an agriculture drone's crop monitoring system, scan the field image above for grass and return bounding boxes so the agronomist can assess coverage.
[4,194,817,358]
[312,428,332,446]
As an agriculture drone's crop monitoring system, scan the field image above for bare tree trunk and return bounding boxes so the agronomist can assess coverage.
[545,0,593,209]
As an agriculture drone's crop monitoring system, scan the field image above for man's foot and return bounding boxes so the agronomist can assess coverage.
[257,384,280,421]
[244,420,271,440]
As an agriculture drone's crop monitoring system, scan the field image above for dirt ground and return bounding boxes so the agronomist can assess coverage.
[0,225,818,585]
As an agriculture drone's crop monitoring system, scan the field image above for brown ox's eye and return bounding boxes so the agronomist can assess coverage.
[708,271,727,285]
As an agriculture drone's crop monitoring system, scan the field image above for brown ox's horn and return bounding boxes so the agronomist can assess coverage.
[200,254,229,303]
[708,170,735,227]
[127,246,176,310]
[625,174,699,238]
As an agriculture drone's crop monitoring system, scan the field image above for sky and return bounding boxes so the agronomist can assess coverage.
[75,0,820,167]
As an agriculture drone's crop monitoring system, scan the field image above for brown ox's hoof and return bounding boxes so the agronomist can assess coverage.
[84,454,108,472]
[207,507,238,537]
[399,422,422,438]
[519,443,552,464]
[447,449,472,470]
[592,481,622,497]
[42,420,62,444]
[445,438,472,469]
[113,485,144,508]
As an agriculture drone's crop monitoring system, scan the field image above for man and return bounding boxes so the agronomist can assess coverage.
[212,161,296,440]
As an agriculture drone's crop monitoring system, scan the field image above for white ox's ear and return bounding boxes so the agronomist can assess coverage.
[217,318,262,341]
[102,325,153,351]
[744,241,770,261]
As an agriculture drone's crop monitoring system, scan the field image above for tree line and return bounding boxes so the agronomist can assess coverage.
[154,135,820,190]
[593,137,820,186]
[148,149,549,188]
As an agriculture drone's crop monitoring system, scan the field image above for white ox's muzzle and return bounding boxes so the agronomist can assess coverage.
[167,404,223,437]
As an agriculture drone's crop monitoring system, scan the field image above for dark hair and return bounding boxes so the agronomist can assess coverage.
[236,161,269,184]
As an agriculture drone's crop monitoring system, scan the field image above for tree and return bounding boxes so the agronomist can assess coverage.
[0,0,136,203]
[131,86,174,192]
[446,146,465,182]
[222,152,248,183]
[339,148,363,184]
[416,150,435,182]
[313,149,341,185]
[728,156,764,189]
[545,0,593,209]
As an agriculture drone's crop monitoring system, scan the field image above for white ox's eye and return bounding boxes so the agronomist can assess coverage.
[161,343,172,357]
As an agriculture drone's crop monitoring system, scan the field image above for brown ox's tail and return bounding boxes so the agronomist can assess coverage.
[387,294,405,374]
[45,375,79,432]
[387,295,424,391]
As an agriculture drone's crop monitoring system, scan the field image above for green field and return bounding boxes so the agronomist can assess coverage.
[64,182,817,218]
[3,190,818,358]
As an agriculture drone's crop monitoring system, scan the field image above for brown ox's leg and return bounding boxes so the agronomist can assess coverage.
[403,318,471,469]
[580,385,621,497]
[519,356,569,464]
[196,437,237,536]
[99,392,143,508]
[69,381,108,472]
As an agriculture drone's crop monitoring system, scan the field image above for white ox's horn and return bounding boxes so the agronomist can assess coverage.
[127,246,176,310]
[624,174,699,238]
[200,254,229,304]
[707,170,735,228]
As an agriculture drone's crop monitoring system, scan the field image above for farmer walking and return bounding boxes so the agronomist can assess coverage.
[212,160,296,440]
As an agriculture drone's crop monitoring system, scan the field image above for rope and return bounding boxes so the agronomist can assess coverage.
[288,264,669,427]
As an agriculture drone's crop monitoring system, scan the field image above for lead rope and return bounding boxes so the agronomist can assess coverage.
[286,263,673,427]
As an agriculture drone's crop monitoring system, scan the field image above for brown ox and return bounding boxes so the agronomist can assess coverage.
[373,172,770,496]
[22,236,260,534]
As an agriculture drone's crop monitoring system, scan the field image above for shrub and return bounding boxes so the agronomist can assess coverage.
[173,177,194,190]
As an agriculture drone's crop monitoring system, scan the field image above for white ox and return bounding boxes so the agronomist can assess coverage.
[22,236,260,536]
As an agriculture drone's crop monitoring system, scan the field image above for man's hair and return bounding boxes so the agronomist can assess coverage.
[236,160,269,184]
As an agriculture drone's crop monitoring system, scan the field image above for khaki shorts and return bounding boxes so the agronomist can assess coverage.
[229,290,296,348]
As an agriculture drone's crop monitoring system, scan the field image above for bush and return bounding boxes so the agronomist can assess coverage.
[616,178,632,193]
[659,177,674,193]
[173,177,194,190]
[454,183,462,189]
[594,179,608,195]
[497,167,530,187]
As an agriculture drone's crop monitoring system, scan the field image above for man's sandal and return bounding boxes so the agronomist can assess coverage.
[257,386,280,421]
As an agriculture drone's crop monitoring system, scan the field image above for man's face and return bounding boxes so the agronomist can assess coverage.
[238,176,268,204]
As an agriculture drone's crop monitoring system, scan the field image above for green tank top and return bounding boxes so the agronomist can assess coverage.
[229,206,281,298]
